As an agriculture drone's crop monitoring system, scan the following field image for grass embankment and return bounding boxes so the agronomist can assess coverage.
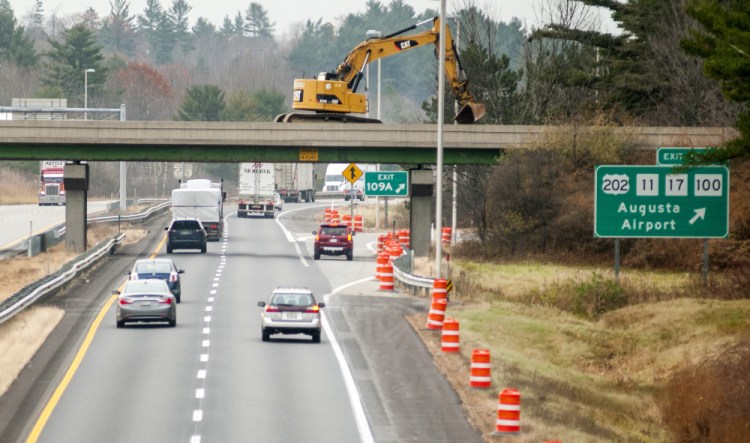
[412,260,750,442]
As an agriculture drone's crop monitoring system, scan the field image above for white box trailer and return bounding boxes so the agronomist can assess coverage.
[171,185,224,240]
[275,163,315,203]
[238,162,276,218]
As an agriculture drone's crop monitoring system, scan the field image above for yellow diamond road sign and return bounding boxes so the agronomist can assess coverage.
[343,163,363,184]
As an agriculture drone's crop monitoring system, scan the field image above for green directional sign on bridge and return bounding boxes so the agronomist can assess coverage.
[595,165,729,238]
[364,171,409,197]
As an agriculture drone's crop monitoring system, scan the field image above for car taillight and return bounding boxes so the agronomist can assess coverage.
[169,272,178,282]
[315,235,320,241]
[347,234,352,241]
[265,306,280,312]
[158,297,173,305]
[119,298,132,305]
[211,224,217,229]
[304,305,320,313]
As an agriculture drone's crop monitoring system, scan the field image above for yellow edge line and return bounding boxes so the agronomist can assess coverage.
[25,233,167,442]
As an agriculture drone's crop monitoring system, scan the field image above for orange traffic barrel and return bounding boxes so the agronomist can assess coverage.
[441,226,452,245]
[324,208,332,223]
[342,214,352,227]
[388,242,403,261]
[425,298,447,330]
[470,349,492,388]
[377,234,386,252]
[494,389,521,435]
[398,229,410,248]
[354,215,363,232]
[441,318,460,352]
[330,210,340,223]
[432,278,448,300]
[379,262,394,291]
[376,253,389,281]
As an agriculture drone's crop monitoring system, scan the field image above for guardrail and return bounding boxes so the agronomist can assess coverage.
[88,200,170,223]
[392,253,435,296]
[0,233,125,325]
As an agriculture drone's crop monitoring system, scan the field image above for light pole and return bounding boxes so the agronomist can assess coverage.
[435,0,447,278]
[367,29,383,227]
[84,68,95,120]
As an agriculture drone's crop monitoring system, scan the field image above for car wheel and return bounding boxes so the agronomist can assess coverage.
[201,244,207,253]
[311,331,321,343]
[346,250,353,261]
[262,330,270,342]
[167,246,173,254]
[314,250,321,260]
[176,294,181,304]
[116,319,124,328]
[169,318,176,327]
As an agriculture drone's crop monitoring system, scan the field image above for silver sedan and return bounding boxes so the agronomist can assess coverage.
[115,279,177,328]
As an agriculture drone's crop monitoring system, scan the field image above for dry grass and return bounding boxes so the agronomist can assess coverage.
[0,167,37,204]
[406,259,750,442]
[0,306,64,394]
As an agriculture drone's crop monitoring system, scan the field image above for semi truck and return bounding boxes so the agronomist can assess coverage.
[238,162,276,218]
[38,160,66,205]
[275,163,315,203]
[172,179,224,240]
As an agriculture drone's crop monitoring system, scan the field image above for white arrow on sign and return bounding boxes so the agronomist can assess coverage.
[395,183,406,194]
[689,208,706,225]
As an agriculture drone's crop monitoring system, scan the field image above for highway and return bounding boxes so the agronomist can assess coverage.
[0,201,113,253]
[0,203,482,443]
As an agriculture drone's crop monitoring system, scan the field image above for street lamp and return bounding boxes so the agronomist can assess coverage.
[367,29,383,227]
[84,68,95,120]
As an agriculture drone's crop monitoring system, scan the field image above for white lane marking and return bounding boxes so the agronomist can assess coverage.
[213,278,219,282]
[196,389,205,399]
[200,354,208,362]
[275,204,336,268]
[202,327,210,334]
[190,436,201,443]
[321,279,377,443]
[197,370,206,379]
[212,283,218,288]
[204,316,211,322]
[192,410,203,421]
[205,306,213,312]
[202,340,210,347]
[208,297,214,303]
[210,290,217,295]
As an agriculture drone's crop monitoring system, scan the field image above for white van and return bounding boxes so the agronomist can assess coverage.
[323,163,348,192]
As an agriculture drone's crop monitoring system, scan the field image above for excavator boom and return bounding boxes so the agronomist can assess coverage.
[276,17,485,124]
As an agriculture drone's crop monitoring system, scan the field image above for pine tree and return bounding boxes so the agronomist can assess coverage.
[244,2,274,38]
[42,23,107,106]
[168,0,193,56]
[177,84,225,121]
[0,2,38,66]
[100,0,136,56]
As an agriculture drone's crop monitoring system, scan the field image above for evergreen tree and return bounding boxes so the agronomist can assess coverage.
[152,11,175,64]
[192,17,215,38]
[100,0,136,56]
[42,23,107,106]
[0,3,38,66]
[168,0,193,56]
[219,15,233,38]
[244,2,274,38]
[232,11,244,37]
[81,7,100,31]
[177,84,225,121]
[683,0,750,159]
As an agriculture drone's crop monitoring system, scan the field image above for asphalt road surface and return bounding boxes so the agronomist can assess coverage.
[0,202,482,443]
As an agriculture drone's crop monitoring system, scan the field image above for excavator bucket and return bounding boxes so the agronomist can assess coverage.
[455,102,486,124]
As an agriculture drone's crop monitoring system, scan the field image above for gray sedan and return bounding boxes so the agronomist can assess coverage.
[115,279,177,328]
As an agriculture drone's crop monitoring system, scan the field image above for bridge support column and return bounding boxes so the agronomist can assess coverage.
[63,163,88,253]
[410,169,434,257]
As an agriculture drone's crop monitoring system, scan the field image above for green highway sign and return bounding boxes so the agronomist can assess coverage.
[595,165,729,238]
[364,171,409,197]
[656,147,711,165]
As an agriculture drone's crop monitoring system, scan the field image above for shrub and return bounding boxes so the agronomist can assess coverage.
[523,272,627,320]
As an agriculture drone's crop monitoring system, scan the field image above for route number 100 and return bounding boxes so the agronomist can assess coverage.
[694,174,723,196]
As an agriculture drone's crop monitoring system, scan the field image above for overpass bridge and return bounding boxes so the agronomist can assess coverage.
[0,120,738,164]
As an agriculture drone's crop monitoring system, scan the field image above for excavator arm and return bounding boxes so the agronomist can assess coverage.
[278,17,485,124]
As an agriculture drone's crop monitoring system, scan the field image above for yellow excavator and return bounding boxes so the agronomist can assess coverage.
[275,16,485,124]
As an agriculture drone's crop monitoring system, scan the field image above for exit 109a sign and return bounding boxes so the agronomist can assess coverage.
[364,171,408,197]
[594,165,729,238]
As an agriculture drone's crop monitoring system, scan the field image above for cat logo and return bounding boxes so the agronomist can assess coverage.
[395,39,419,51]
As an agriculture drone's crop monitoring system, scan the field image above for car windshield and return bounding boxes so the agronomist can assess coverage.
[272,293,313,306]
[321,227,347,236]
[135,262,172,274]
[122,280,170,293]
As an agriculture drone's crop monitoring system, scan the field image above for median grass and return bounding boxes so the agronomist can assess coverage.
[410,259,750,442]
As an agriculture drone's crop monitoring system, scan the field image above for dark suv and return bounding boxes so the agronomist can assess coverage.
[313,223,354,260]
[166,219,207,253]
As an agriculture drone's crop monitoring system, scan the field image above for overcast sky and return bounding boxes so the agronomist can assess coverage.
[7,0,615,37]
